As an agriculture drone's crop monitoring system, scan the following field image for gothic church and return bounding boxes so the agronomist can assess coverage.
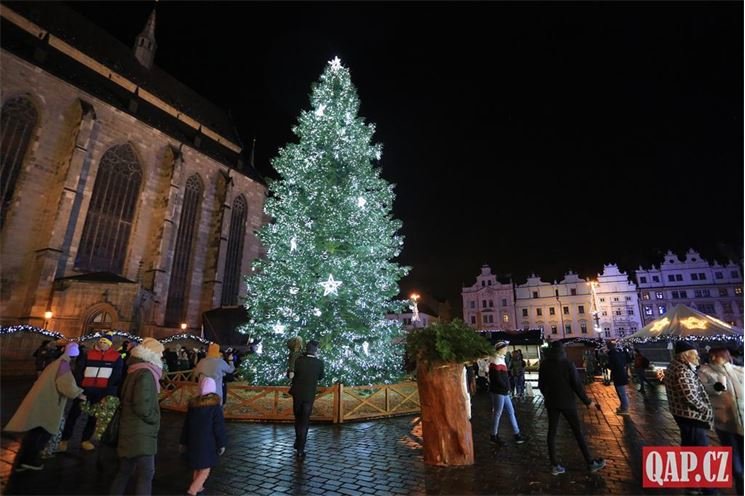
[0,2,267,338]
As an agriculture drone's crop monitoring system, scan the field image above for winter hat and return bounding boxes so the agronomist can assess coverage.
[675,341,696,354]
[64,342,80,357]
[131,338,165,367]
[306,340,319,355]
[199,376,217,396]
[98,336,113,347]
[207,343,221,358]
[494,341,510,352]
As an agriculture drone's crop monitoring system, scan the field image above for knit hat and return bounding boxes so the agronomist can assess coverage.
[199,376,217,396]
[64,342,80,357]
[306,340,319,355]
[98,336,113,347]
[207,343,221,358]
[131,337,165,367]
[494,341,509,352]
[675,341,696,354]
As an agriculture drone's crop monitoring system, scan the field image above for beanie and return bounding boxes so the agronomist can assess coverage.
[675,341,696,354]
[64,342,80,357]
[207,343,221,358]
[199,376,217,396]
[98,336,113,347]
[131,338,165,367]
[494,341,509,352]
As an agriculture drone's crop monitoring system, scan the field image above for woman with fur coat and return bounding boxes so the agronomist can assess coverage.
[180,376,227,496]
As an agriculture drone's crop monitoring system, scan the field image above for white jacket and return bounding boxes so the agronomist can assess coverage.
[698,362,744,435]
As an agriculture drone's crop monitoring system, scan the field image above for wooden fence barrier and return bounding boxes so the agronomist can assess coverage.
[159,371,420,423]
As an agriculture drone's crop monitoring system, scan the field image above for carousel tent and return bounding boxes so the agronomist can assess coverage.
[625,304,743,341]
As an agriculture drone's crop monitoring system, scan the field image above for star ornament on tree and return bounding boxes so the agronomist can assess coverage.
[329,56,343,71]
[319,274,342,296]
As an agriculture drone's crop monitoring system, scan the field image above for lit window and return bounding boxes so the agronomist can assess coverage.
[658,305,666,315]
[644,305,653,316]
[551,325,558,334]
[736,288,743,295]
[503,314,509,323]
[642,292,650,300]
[655,291,664,300]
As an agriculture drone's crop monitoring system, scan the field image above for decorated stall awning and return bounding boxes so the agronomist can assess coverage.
[624,304,743,343]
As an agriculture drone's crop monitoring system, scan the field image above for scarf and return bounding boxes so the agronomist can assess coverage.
[128,361,163,393]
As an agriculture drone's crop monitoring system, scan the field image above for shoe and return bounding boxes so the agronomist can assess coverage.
[489,434,505,446]
[551,464,566,476]
[81,440,96,451]
[56,440,68,453]
[588,458,607,473]
[616,408,630,415]
[18,462,44,471]
[514,433,527,444]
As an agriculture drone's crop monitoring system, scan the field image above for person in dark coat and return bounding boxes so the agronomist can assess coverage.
[539,341,606,475]
[180,377,226,496]
[289,339,325,459]
[607,341,630,414]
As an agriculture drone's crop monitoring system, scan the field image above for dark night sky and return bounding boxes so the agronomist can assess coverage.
[66,1,743,312]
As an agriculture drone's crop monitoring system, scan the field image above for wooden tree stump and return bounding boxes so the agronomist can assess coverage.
[416,361,474,466]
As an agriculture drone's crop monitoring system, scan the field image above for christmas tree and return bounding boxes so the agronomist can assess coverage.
[240,57,410,386]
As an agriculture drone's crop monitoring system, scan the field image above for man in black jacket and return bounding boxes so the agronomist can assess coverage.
[539,341,606,476]
[607,341,630,414]
[290,340,325,459]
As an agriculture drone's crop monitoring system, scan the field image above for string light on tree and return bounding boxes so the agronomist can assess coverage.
[238,56,409,386]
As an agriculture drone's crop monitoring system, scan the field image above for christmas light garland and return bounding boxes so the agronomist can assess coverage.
[0,326,213,346]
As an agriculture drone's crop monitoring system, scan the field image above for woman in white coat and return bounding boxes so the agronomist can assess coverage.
[698,347,743,490]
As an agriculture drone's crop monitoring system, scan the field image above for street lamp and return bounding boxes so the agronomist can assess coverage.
[409,293,421,326]
[43,310,53,330]
[180,322,187,331]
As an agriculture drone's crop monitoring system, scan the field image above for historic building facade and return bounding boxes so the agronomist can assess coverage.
[0,4,267,338]
[635,249,743,328]
[463,264,643,340]
[461,265,515,331]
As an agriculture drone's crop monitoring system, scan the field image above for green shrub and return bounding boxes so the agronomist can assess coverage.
[405,319,493,367]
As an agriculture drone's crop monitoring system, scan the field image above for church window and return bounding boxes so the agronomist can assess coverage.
[221,195,247,306]
[165,175,203,326]
[1,96,37,227]
[76,144,142,274]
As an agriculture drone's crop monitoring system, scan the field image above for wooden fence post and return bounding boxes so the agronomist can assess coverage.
[336,383,344,423]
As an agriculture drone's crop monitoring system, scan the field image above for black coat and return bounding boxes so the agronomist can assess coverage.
[608,349,630,386]
[290,354,325,403]
[539,356,591,410]
[180,393,227,469]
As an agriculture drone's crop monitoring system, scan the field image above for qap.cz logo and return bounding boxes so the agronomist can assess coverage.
[643,447,733,488]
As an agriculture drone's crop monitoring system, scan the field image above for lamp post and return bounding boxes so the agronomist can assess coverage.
[43,311,53,330]
[410,293,421,328]
[588,281,604,344]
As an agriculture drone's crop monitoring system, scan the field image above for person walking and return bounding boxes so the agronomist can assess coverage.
[488,341,527,446]
[538,341,606,475]
[697,347,744,492]
[289,339,324,459]
[110,338,164,496]
[664,341,719,495]
[633,347,654,395]
[59,335,123,452]
[510,350,526,398]
[180,377,227,496]
[5,342,85,472]
[607,341,630,415]
[195,343,235,406]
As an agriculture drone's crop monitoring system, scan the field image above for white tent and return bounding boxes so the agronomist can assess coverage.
[625,304,743,341]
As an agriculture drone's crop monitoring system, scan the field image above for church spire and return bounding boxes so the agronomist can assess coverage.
[133,7,157,69]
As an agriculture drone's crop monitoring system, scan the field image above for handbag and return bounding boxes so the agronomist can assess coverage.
[100,406,121,447]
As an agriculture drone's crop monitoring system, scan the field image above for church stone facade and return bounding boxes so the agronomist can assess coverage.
[0,3,267,338]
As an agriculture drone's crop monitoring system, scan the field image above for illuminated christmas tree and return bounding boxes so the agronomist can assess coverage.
[240,57,409,386]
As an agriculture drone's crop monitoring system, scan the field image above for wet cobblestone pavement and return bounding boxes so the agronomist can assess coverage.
[1,376,738,495]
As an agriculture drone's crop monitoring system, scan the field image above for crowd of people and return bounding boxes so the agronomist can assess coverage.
[5,335,244,495]
[6,332,744,494]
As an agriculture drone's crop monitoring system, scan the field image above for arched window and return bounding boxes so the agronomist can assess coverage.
[1,96,38,227]
[85,310,113,334]
[165,174,203,326]
[75,144,142,274]
[221,195,247,306]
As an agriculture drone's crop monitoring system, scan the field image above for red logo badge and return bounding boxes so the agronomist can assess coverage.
[642,447,733,488]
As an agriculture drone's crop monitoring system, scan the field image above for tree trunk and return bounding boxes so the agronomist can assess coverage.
[416,361,474,466]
